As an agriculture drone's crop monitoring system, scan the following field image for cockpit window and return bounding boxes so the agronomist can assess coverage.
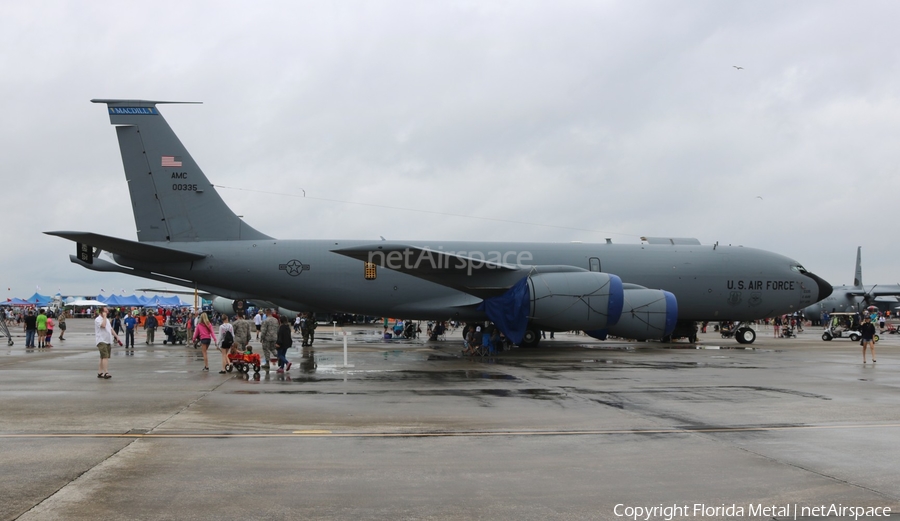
[791,265,809,275]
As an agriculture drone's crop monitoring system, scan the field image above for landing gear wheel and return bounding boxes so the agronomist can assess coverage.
[519,328,541,348]
[736,327,756,344]
[7,340,13,346]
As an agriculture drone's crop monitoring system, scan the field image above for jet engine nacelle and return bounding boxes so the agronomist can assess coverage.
[586,288,678,340]
[211,297,298,319]
[528,271,624,331]
[212,297,246,315]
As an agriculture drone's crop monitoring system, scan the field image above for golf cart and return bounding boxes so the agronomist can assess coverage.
[821,312,879,342]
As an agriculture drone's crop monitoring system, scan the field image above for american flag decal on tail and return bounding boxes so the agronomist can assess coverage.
[161,156,183,167]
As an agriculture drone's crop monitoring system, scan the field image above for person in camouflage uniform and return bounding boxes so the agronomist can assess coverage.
[259,309,280,369]
[232,312,253,353]
[300,312,317,347]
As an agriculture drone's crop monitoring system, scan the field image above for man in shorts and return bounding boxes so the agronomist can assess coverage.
[860,316,876,364]
[254,310,263,339]
[57,311,67,341]
[95,306,122,379]
[36,309,48,348]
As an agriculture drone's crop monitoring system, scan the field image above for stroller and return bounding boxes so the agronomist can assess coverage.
[163,324,188,344]
[402,321,420,339]
[429,322,446,341]
[0,316,12,346]
[719,321,736,339]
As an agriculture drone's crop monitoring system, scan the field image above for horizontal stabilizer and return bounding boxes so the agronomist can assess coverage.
[45,231,206,263]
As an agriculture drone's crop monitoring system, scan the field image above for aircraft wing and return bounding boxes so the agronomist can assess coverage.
[844,286,900,299]
[45,231,207,263]
[867,287,900,297]
[333,244,585,298]
[136,287,211,296]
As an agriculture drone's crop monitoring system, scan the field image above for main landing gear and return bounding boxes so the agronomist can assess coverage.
[734,323,756,344]
[519,328,540,348]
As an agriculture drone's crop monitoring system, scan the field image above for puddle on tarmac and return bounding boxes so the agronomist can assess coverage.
[658,345,775,352]
[227,369,520,385]
[563,385,830,401]
[228,387,562,401]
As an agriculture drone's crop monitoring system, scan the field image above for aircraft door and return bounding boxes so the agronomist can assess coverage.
[589,257,601,272]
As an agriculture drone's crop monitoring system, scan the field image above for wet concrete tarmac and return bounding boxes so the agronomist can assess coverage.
[1,320,898,520]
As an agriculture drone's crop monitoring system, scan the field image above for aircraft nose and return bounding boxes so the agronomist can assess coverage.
[806,272,833,300]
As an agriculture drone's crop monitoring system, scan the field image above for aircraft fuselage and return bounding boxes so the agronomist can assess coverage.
[117,239,826,323]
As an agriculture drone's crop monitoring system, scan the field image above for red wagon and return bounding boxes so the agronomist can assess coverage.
[227,351,262,374]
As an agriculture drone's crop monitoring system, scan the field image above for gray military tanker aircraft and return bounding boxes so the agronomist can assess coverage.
[804,247,900,318]
[46,100,833,346]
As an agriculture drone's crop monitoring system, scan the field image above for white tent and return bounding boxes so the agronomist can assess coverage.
[66,299,107,307]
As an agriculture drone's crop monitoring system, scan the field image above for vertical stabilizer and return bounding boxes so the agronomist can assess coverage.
[92,99,270,243]
[853,246,862,288]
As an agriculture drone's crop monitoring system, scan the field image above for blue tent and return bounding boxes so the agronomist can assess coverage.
[141,295,186,307]
[118,295,146,306]
[26,293,53,306]
[158,295,186,307]
[103,295,128,306]
[3,298,32,306]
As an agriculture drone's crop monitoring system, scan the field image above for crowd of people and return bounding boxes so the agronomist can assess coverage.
[9,308,64,348]
[9,302,893,379]
[89,307,321,379]
[461,322,509,355]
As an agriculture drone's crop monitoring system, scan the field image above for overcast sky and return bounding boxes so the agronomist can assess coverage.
[2,0,899,299]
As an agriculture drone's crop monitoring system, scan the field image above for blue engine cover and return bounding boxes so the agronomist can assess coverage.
[528,271,624,332]
[480,271,624,344]
[585,289,677,341]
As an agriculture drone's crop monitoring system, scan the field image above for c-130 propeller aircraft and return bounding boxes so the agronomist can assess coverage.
[47,100,833,346]
[804,246,900,318]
